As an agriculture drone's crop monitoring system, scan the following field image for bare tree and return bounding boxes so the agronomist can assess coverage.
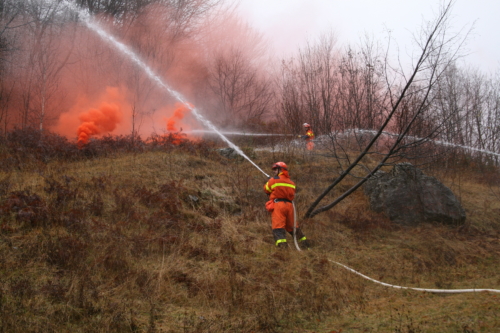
[0,1,28,132]
[77,0,222,42]
[483,74,500,160]
[304,0,469,218]
[277,32,389,141]
[9,0,75,130]
[431,63,500,165]
[31,25,75,131]
[208,48,273,129]
[0,1,30,65]
[0,80,15,135]
[277,32,340,136]
[433,63,467,145]
[335,39,387,133]
[125,61,159,143]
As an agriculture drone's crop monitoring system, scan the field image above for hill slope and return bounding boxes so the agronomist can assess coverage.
[0,146,499,332]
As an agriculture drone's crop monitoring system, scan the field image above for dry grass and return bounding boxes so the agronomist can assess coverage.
[0,145,499,332]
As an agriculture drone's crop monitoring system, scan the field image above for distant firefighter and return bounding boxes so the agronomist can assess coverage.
[298,123,315,150]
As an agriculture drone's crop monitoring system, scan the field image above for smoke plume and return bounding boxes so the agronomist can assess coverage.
[2,1,272,138]
[165,103,189,132]
[54,87,128,143]
[77,101,122,144]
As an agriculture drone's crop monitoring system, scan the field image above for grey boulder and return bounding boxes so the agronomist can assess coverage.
[363,163,466,226]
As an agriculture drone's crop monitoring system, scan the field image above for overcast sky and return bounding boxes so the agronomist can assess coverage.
[236,0,499,74]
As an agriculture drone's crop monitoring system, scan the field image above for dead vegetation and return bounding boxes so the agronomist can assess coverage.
[0,132,499,332]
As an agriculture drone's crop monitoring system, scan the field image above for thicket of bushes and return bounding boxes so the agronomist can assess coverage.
[0,128,220,171]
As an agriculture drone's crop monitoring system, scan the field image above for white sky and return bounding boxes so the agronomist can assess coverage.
[236,0,500,74]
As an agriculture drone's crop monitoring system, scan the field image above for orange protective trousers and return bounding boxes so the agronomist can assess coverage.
[306,140,314,151]
[271,201,297,232]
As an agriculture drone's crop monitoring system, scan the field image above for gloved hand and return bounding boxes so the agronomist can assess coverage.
[297,135,301,138]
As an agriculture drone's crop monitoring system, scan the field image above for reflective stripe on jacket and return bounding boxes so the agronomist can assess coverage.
[264,170,296,202]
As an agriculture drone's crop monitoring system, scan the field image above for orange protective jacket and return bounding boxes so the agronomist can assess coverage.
[264,170,297,231]
[305,129,314,141]
[304,129,315,150]
[264,170,295,201]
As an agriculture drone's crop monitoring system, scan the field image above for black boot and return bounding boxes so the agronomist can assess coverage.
[277,241,288,249]
[300,239,311,249]
[289,228,311,249]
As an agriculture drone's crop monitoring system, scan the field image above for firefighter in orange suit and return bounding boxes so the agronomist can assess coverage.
[299,123,315,150]
[264,162,310,249]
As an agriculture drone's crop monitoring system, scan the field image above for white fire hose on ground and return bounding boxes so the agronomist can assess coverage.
[292,201,301,251]
[291,202,499,294]
[329,260,500,294]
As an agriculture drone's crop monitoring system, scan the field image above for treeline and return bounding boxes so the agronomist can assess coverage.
[0,0,499,163]
[278,34,500,162]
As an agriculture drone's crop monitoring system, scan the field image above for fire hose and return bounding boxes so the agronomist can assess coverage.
[328,260,500,294]
[292,201,301,251]
[291,200,499,293]
[274,181,499,293]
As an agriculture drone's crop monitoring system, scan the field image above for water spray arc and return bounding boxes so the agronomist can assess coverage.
[61,1,270,179]
[340,129,500,159]
[187,130,294,137]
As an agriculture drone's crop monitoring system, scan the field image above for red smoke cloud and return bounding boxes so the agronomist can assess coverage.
[77,102,122,145]
[54,86,201,145]
[54,86,128,144]
[165,103,189,132]
[163,103,192,144]
[3,3,271,136]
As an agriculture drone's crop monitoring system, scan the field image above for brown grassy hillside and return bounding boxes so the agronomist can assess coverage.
[0,138,499,332]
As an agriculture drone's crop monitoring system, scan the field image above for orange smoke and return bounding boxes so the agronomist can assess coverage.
[77,102,122,145]
[53,86,128,144]
[54,86,202,145]
[166,104,189,132]
[164,103,191,144]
